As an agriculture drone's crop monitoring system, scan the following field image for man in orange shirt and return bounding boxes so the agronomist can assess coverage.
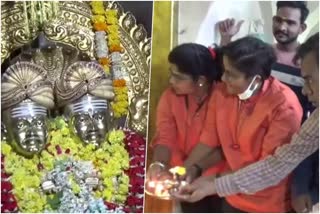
[173,37,302,212]
[147,43,226,212]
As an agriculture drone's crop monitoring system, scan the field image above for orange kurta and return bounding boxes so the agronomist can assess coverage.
[200,77,303,212]
[152,87,226,176]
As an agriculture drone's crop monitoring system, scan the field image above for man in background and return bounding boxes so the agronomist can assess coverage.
[219,1,314,122]
[216,2,318,212]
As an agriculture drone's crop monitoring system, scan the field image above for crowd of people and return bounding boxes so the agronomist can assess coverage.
[148,1,319,213]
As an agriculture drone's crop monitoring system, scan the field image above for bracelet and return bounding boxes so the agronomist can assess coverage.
[149,161,166,169]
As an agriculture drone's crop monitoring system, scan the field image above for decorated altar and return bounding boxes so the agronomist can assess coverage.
[1,1,150,213]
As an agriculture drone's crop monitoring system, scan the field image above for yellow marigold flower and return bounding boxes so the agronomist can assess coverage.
[108,33,120,41]
[108,37,120,45]
[105,16,118,25]
[117,94,128,101]
[113,87,128,94]
[118,183,129,193]
[61,127,70,136]
[95,191,102,198]
[103,177,114,187]
[105,10,118,18]
[91,2,105,15]
[108,130,125,144]
[71,182,81,194]
[2,143,12,156]
[106,24,119,33]
[112,110,121,118]
[2,115,130,210]
[92,15,105,24]
[102,189,113,201]
[118,100,129,108]
[90,1,104,8]
[114,194,126,203]
[103,65,110,74]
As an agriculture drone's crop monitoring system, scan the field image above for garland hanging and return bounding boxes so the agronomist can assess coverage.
[90,1,128,118]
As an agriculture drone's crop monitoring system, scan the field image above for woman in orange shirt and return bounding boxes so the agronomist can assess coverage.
[147,43,226,212]
[173,37,303,212]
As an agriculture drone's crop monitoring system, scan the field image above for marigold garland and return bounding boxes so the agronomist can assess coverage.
[91,1,105,15]
[92,14,106,24]
[112,82,129,118]
[102,8,128,118]
[113,79,127,87]
[1,117,129,213]
[90,2,128,119]
[98,57,111,66]
[93,22,108,31]
[104,9,122,52]
[90,1,110,74]
[110,44,123,53]
[1,129,147,213]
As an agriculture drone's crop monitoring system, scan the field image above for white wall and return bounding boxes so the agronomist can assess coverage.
[177,1,319,45]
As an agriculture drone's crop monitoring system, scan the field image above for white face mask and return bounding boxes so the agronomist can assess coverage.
[238,75,260,100]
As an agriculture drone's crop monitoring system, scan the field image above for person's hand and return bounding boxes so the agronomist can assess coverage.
[185,165,200,183]
[292,194,313,213]
[178,165,201,184]
[171,175,217,203]
[218,18,244,39]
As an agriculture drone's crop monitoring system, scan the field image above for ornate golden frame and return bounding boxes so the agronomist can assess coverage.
[1,1,151,136]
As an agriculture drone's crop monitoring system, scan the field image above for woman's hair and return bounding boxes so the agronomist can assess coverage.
[168,43,223,83]
[222,36,276,80]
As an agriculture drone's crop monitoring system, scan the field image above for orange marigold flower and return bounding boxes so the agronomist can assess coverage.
[99,57,110,66]
[113,79,126,87]
[93,22,108,31]
[110,44,123,53]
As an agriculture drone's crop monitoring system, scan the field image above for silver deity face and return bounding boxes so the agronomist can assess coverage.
[72,110,109,146]
[11,115,48,153]
[2,101,49,157]
[67,95,110,147]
